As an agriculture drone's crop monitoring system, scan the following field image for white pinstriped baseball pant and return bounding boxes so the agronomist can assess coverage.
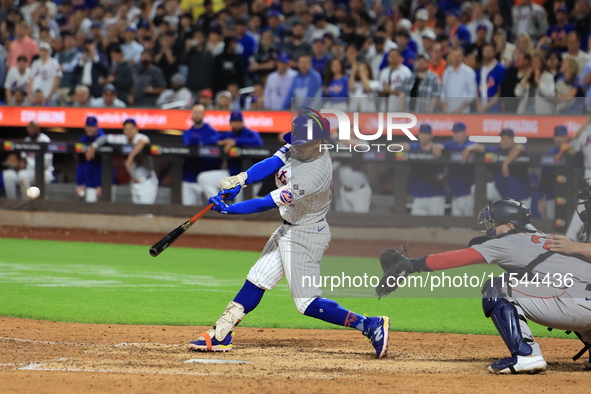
[246,220,331,313]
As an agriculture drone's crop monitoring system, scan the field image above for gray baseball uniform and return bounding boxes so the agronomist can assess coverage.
[472,232,591,356]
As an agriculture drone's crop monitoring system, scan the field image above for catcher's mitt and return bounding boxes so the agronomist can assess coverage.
[376,248,416,299]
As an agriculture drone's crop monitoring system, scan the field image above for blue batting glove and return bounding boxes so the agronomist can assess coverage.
[208,195,232,214]
[218,184,241,201]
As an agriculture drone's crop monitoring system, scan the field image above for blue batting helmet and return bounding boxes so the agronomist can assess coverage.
[478,198,536,236]
[284,109,331,145]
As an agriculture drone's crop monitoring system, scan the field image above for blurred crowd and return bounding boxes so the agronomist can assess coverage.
[1,0,591,113]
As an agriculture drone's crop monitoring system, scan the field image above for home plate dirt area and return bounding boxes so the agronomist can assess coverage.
[0,317,588,393]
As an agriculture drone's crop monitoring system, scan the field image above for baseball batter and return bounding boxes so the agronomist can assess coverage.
[86,118,158,204]
[188,113,390,359]
[377,198,591,373]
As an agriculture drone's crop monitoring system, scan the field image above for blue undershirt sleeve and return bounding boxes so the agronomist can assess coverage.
[244,155,284,184]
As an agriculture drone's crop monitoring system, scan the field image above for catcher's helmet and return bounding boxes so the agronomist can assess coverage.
[284,109,331,145]
[478,198,537,236]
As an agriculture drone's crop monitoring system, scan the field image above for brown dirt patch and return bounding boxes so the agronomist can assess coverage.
[0,317,589,394]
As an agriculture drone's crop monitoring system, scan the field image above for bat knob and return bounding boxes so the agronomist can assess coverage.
[149,248,159,257]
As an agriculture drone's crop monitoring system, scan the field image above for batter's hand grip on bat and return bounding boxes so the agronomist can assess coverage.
[149,202,215,257]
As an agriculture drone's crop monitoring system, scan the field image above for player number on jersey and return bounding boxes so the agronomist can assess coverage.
[531,235,551,251]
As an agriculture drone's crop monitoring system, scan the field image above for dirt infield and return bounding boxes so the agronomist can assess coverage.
[0,317,589,394]
[1,225,590,393]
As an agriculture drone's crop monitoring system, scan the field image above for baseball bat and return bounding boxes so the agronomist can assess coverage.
[149,203,214,257]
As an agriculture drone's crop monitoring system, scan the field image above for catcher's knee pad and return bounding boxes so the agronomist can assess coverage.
[482,278,532,356]
[481,277,506,317]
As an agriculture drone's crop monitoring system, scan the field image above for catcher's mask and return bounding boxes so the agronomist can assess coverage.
[574,178,591,241]
[478,198,537,237]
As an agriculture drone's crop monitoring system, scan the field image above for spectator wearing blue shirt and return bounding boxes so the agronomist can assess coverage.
[182,104,221,206]
[463,129,532,207]
[400,124,446,216]
[537,126,570,219]
[282,55,323,109]
[441,122,476,217]
[379,30,416,71]
[446,10,471,50]
[198,110,264,202]
[76,116,106,203]
[235,17,257,76]
[476,43,507,113]
[323,58,349,110]
[548,7,575,53]
[397,19,419,55]
[265,10,287,48]
[312,37,330,81]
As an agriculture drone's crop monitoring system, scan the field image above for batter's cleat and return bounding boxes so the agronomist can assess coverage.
[188,331,233,352]
[365,316,390,359]
[488,355,547,374]
[583,359,591,370]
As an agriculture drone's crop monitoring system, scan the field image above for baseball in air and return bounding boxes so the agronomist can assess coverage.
[26,186,40,199]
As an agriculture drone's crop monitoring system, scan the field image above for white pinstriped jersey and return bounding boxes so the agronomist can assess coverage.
[269,144,332,226]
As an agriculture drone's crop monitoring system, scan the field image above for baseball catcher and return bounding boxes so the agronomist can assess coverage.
[377,198,591,374]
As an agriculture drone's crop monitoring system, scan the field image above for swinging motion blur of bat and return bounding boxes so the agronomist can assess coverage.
[149,202,214,257]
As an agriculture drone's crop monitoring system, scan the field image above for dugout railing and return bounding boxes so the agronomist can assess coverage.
[0,140,579,233]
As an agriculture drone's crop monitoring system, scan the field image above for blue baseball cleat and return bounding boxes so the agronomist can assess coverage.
[488,355,547,374]
[365,316,390,359]
[189,331,234,352]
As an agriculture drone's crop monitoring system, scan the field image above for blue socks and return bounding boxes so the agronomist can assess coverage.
[304,298,371,334]
[233,280,265,314]
[232,284,372,335]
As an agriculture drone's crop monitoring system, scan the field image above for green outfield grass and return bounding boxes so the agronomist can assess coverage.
[0,238,572,339]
